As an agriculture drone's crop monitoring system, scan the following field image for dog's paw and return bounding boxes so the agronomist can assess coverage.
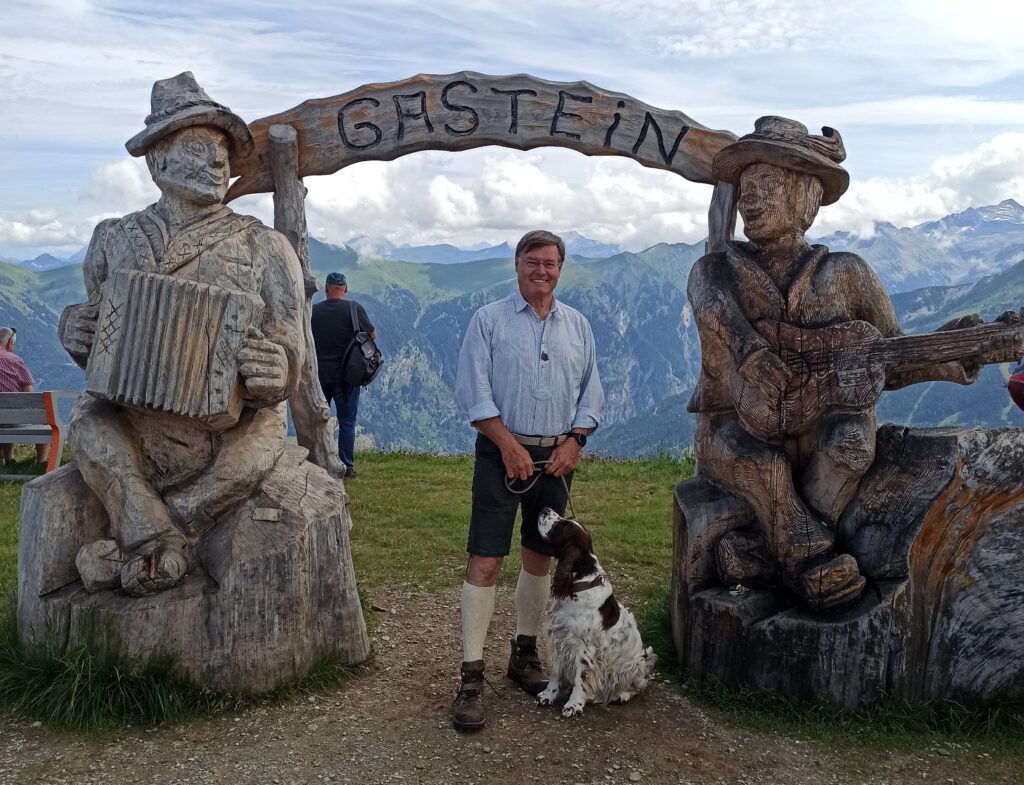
[537,686,559,706]
[561,701,584,718]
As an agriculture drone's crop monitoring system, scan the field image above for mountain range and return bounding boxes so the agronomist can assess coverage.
[2,199,1023,457]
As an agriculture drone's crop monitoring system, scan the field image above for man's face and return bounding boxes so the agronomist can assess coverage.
[515,244,562,302]
[151,126,230,206]
[737,163,799,244]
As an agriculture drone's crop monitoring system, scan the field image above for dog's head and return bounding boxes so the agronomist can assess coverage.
[538,507,599,597]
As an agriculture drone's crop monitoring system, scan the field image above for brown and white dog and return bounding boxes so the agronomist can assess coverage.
[536,507,656,717]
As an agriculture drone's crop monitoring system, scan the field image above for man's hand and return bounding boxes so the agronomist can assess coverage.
[738,346,792,402]
[500,441,536,481]
[545,438,582,477]
[59,303,99,361]
[239,326,289,403]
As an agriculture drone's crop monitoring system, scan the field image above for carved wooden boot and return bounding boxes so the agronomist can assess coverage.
[797,553,866,610]
[120,540,192,596]
[506,634,548,695]
[452,660,486,731]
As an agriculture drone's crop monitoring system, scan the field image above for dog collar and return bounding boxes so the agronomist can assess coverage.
[571,576,604,594]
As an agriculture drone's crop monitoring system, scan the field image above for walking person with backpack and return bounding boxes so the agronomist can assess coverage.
[311,272,378,479]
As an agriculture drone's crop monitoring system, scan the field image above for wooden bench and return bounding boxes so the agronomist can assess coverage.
[0,391,76,481]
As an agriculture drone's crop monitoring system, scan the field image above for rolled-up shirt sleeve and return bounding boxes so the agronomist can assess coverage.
[571,321,604,431]
[455,311,501,423]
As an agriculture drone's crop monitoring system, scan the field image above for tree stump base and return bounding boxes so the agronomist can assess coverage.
[672,425,1024,708]
[17,447,370,692]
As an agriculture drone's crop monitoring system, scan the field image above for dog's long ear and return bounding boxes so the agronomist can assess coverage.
[552,543,581,597]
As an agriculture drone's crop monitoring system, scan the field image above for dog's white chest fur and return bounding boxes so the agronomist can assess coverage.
[536,508,656,718]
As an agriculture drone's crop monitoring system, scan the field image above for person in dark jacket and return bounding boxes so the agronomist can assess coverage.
[311,272,377,478]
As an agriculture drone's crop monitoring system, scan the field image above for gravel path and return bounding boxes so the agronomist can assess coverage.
[0,586,1019,785]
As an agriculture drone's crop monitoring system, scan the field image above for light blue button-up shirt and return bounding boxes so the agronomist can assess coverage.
[455,288,604,436]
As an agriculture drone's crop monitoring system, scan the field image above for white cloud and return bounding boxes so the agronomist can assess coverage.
[929,133,1024,206]
[2,0,1023,258]
[79,158,159,211]
[817,132,1024,236]
[0,210,92,254]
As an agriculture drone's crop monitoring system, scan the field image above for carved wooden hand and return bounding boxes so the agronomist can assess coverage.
[729,316,1024,440]
[239,326,290,404]
[58,302,99,365]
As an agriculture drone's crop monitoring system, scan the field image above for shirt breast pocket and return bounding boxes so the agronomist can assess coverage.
[556,339,587,386]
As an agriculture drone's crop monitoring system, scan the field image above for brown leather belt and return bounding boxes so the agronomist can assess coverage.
[511,433,567,447]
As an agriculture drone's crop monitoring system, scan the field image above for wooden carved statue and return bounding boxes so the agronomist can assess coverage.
[57,72,305,596]
[686,116,1024,610]
[18,73,368,690]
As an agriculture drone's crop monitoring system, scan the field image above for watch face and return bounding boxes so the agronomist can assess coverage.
[572,432,587,447]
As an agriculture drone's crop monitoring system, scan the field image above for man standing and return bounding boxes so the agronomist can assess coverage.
[311,272,376,479]
[451,229,604,730]
[0,327,50,465]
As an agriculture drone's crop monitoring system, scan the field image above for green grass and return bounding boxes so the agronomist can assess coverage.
[1,447,1022,762]
[0,449,689,730]
[641,594,1024,757]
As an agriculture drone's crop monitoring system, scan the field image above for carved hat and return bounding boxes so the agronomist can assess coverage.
[712,116,849,205]
[125,72,255,167]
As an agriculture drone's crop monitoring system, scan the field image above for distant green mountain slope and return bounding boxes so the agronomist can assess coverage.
[4,230,1024,457]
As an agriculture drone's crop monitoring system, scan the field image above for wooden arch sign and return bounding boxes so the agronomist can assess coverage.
[227,71,739,247]
[242,73,739,478]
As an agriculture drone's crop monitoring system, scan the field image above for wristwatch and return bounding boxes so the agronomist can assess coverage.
[567,431,587,448]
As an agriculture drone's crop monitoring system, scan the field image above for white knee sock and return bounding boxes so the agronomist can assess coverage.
[461,581,496,662]
[515,568,551,638]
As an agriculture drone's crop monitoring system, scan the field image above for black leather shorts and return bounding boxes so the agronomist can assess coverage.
[467,433,573,558]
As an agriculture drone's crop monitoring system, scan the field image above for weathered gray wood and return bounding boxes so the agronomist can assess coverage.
[0,426,52,440]
[86,271,261,430]
[0,391,67,478]
[706,183,737,254]
[0,393,48,414]
[673,426,1024,708]
[268,123,347,480]
[19,451,370,691]
[226,72,738,201]
[18,73,370,691]
[684,116,1019,613]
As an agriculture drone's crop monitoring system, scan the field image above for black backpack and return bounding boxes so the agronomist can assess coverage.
[340,301,383,387]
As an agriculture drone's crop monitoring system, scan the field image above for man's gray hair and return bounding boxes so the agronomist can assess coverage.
[515,230,565,265]
[0,327,14,346]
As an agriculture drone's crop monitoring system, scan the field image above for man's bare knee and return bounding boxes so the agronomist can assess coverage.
[466,555,503,587]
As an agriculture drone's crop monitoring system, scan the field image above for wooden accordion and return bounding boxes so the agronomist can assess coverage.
[87,269,263,430]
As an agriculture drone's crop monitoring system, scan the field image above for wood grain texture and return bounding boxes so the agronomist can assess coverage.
[673,426,1024,708]
[18,452,370,692]
[268,123,347,480]
[225,72,738,201]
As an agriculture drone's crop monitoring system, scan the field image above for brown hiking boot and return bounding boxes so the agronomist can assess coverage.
[506,635,548,695]
[452,660,485,731]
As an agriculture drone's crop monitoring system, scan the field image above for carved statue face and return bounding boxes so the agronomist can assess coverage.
[147,126,230,206]
[737,163,822,245]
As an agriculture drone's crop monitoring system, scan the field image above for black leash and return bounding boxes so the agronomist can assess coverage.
[504,459,576,519]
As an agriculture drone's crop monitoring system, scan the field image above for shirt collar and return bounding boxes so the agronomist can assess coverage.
[511,288,560,316]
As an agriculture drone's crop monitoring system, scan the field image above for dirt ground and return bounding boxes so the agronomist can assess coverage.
[0,587,1019,785]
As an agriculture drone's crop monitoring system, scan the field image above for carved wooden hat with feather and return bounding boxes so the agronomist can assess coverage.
[125,72,255,168]
[712,116,849,205]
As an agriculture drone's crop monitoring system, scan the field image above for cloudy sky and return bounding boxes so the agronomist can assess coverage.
[2,0,1023,259]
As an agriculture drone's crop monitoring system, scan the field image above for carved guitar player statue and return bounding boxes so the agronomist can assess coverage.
[686,116,1024,610]
[17,73,369,691]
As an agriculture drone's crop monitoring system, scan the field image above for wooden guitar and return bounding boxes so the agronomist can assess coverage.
[730,316,1024,441]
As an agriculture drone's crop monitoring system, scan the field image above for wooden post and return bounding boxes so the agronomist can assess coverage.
[706,182,737,254]
[267,123,347,480]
